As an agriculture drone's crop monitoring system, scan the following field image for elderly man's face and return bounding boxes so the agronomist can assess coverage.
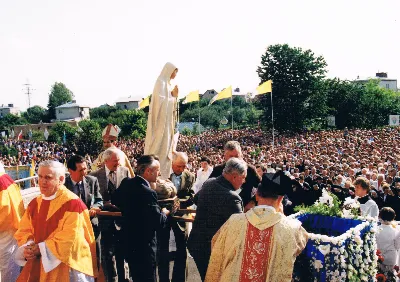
[105,153,120,171]
[230,172,247,190]
[172,158,187,176]
[38,166,63,197]
[224,149,241,162]
[146,161,160,183]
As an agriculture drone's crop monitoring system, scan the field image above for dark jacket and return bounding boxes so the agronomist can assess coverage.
[112,176,168,255]
[187,176,243,262]
[208,163,260,206]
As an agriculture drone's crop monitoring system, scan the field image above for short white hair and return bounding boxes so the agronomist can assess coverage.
[223,158,247,176]
[172,152,188,164]
[39,160,66,178]
[102,148,124,162]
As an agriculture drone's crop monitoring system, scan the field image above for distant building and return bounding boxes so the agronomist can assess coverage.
[201,90,218,100]
[13,120,79,136]
[115,96,140,110]
[356,72,398,91]
[232,88,247,101]
[201,88,248,101]
[0,104,20,118]
[55,100,90,121]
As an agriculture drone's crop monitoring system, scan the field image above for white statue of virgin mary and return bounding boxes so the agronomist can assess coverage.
[144,62,179,179]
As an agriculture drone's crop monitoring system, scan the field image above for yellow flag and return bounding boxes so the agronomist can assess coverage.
[256,80,272,95]
[29,159,35,177]
[139,96,150,109]
[209,86,232,105]
[183,90,200,104]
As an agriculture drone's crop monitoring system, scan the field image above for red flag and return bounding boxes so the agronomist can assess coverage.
[17,130,23,140]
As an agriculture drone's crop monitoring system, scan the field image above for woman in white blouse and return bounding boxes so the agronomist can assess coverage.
[376,207,400,272]
[193,156,213,194]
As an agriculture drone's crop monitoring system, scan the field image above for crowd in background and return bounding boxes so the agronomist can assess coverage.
[2,126,400,212]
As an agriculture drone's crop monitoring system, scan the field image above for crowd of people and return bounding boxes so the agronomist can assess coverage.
[1,125,400,281]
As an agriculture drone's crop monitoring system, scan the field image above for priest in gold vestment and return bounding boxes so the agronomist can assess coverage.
[92,123,134,177]
[206,171,308,282]
[14,160,98,282]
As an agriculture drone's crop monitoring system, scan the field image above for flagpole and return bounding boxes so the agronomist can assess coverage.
[198,100,201,135]
[231,95,233,138]
[271,88,274,149]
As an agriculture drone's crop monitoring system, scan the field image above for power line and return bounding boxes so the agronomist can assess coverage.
[22,82,35,108]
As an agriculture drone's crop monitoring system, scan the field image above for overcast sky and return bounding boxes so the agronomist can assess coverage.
[1,0,399,110]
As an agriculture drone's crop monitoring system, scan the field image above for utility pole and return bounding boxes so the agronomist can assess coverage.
[22,82,35,108]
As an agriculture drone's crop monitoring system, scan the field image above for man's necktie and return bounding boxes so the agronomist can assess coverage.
[76,183,85,202]
[108,171,116,199]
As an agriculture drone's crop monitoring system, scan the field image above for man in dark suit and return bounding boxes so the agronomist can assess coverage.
[188,157,246,281]
[90,148,129,282]
[208,141,260,209]
[66,154,103,213]
[112,155,170,282]
[158,152,195,282]
[65,154,103,270]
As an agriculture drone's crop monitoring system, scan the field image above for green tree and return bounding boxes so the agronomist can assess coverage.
[48,122,77,144]
[0,144,18,157]
[89,105,118,119]
[0,114,28,130]
[358,80,400,128]
[257,44,328,131]
[108,109,147,139]
[47,82,74,120]
[75,120,103,156]
[22,105,47,124]
[31,130,46,142]
[325,78,364,129]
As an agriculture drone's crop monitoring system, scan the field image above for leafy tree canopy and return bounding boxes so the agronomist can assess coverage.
[47,82,74,120]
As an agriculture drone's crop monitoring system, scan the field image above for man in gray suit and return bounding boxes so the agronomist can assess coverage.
[90,148,129,282]
[187,158,246,281]
[65,154,103,271]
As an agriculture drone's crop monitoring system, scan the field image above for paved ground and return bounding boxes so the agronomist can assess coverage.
[158,257,201,282]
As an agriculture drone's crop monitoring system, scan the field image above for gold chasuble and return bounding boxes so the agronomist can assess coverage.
[205,207,308,282]
[0,172,24,232]
[14,186,98,282]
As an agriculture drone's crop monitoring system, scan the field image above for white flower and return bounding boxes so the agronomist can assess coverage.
[354,235,362,245]
[314,260,323,272]
[342,209,352,218]
[318,244,331,256]
[318,189,334,207]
